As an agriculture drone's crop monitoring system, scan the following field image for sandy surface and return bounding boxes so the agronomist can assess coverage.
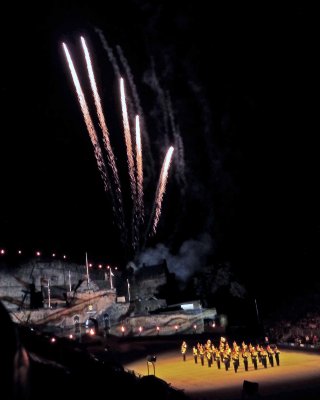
[124,349,320,399]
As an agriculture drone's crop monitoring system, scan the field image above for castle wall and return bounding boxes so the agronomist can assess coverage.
[132,276,166,299]
[111,308,217,336]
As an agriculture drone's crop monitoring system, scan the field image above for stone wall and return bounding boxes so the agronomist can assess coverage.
[111,308,217,336]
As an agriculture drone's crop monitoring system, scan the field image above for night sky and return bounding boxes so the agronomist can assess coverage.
[0,2,318,308]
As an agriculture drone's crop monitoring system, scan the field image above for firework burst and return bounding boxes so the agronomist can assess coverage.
[62,37,174,254]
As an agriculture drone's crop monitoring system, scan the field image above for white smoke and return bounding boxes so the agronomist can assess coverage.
[137,233,213,281]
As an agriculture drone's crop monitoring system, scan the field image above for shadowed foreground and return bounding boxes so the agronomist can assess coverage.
[0,303,188,400]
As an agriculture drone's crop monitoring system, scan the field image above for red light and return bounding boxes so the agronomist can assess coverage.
[36,251,41,256]
[50,337,56,343]
[0,249,5,255]
[98,264,102,269]
[156,326,160,331]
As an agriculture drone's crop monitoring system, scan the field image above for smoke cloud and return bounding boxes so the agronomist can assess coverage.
[137,233,213,281]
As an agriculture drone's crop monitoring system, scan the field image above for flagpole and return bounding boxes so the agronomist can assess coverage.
[48,279,51,308]
[127,279,131,302]
[68,270,72,292]
[86,252,90,288]
[254,298,260,323]
[110,267,113,289]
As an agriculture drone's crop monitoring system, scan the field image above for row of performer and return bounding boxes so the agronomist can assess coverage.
[180,338,281,372]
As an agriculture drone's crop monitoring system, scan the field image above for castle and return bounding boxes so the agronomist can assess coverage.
[0,256,217,337]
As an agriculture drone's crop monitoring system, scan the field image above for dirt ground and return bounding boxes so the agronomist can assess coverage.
[119,342,320,400]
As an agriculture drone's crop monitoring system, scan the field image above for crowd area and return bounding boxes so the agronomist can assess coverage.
[265,306,320,348]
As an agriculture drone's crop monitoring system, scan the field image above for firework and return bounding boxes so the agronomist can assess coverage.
[135,115,144,223]
[120,78,136,199]
[63,37,175,253]
[95,28,121,77]
[62,43,110,194]
[167,93,186,190]
[116,45,154,171]
[150,146,175,235]
[80,37,125,233]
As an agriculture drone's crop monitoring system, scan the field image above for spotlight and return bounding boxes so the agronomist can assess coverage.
[146,355,157,375]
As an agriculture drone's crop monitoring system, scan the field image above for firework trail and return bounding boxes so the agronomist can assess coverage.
[94,28,121,77]
[116,45,154,172]
[120,78,136,198]
[145,60,170,148]
[94,30,138,141]
[167,92,187,190]
[62,43,111,194]
[175,128,186,185]
[63,37,176,255]
[135,115,144,223]
[80,37,126,236]
[120,78,140,249]
[94,30,136,140]
[150,146,174,236]
[94,31,139,168]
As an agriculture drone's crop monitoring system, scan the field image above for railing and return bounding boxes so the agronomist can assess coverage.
[278,341,320,351]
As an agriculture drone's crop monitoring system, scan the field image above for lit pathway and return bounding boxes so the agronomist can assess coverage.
[125,350,320,399]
